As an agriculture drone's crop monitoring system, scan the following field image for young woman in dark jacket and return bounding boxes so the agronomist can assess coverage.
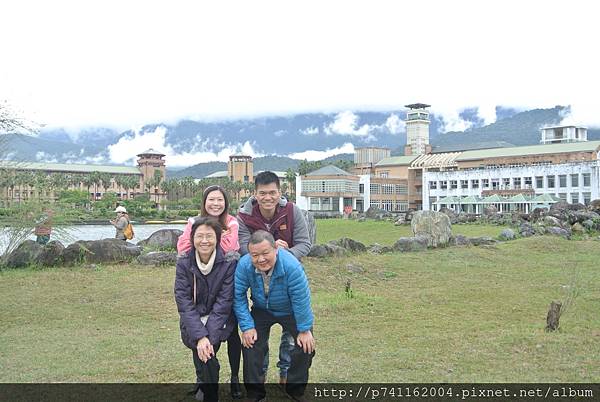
[174,217,237,402]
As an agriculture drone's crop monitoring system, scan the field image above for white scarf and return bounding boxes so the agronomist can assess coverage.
[196,248,216,276]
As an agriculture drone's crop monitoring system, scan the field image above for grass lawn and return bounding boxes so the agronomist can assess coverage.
[316,218,506,245]
[1,226,599,383]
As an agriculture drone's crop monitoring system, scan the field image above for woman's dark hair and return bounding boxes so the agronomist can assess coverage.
[200,185,229,230]
[191,216,222,251]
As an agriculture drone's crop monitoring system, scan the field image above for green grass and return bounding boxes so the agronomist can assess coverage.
[316,219,506,245]
[2,228,599,383]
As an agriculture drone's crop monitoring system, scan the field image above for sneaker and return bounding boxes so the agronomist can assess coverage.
[230,376,243,399]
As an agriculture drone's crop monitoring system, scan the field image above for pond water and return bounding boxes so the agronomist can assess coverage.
[1,223,187,251]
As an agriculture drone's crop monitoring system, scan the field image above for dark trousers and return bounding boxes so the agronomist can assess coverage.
[243,308,314,400]
[227,328,242,378]
[191,342,222,402]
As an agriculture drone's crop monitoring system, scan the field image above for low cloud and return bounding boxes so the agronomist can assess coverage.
[35,151,58,163]
[385,114,405,134]
[324,111,373,138]
[107,125,263,168]
[299,126,319,136]
[288,142,355,161]
[559,104,600,128]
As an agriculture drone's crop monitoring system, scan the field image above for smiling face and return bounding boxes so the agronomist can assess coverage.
[248,239,277,272]
[193,224,217,258]
[204,190,226,217]
[255,182,281,216]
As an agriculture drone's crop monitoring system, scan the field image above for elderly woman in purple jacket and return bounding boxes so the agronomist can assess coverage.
[175,217,237,402]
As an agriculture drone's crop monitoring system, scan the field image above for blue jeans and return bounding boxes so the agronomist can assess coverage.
[262,329,295,378]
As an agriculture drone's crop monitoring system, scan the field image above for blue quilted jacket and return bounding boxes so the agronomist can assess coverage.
[234,248,313,332]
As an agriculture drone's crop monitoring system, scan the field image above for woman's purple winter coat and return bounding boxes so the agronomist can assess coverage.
[174,246,236,349]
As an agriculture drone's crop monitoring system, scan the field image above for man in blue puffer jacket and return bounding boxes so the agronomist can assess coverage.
[234,230,315,402]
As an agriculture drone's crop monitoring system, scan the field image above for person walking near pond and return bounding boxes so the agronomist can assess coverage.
[177,185,243,399]
[110,206,129,241]
[175,217,237,402]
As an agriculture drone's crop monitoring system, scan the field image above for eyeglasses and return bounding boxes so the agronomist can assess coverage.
[194,234,216,241]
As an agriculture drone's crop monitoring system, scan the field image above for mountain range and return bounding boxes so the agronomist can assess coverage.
[2,105,599,179]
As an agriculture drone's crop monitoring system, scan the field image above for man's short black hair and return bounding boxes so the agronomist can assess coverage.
[254,171,280,189]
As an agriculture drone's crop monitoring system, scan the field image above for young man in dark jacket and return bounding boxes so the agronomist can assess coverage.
[237,171,311,385]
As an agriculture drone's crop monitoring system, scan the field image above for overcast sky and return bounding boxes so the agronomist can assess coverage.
[1,0,599,134]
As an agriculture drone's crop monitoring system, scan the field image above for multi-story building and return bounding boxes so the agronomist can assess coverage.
[0,148,167,207]
[296,102,598,216]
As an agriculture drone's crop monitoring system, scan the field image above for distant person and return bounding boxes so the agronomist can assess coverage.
[175,217,237,402]
[34,209,53,245]
[237,171,311,385]
[110,206,129,241]
[234,230,315,402]
[177,185,242,399]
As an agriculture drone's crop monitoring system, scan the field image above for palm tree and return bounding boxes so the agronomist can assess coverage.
[285,168,297,200]
[81,174,93,201]
[99,173,113,197]
[89,171,102,201]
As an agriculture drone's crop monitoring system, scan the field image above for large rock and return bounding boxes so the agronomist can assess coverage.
[329,237,367,253]
[571,223,585,234]
[449,234,471,246]
[299,209,317,247]
[411,210,452,248]
[393,235,429,252]
[368,243,393,254]
[38,240,65,267]
[307,243,348,258]
[519,222,535,237]
[137,229,183,249]
[530,207,547,222]
[63,239,142,265]
[468,236,498,246]
[546,226,571,239]
[589,199,600,213]
[542,215,563,228]
[4,240,43,268]
[569,210,599,224]
[499,228,515,241]
[483,205,498,216]
[438,207,457,223]
[137,251,178,266]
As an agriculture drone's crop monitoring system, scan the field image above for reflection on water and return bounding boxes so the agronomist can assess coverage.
[1,224,187,251]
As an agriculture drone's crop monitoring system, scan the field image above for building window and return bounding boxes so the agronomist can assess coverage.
[559,175,567,188]
[370,184,380,194]
[502,178,510,189]
[383,184,394,195]
[370,200,380,209]
[547,176,555,188]
[571,174,579,187]
[450,180,457,189]
[440,181,447,190]
[558,193,567,201]
[379,171,389,178]
[429,181,437,190]
[524,177,532,188]
[460,180,468,189]
[381,200,393,211]
[482,179,489,189]
[359,184,364,194]
[471,179,479,189]
[395,184,408,194]
[571,193,579,204]
[513,177,521,189]
[583,173,591,187]
[583,192,591,205]
[535,176,544,188]
[491,179,500,190]
[394,201,408,212]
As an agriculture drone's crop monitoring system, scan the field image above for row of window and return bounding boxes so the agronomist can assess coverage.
[370,183,408,195]
[370,200,409,212]
[303,180,359,193]
[429,173,591,190]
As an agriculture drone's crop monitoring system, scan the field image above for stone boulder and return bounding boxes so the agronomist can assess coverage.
[368,243,393,254]
[137,229,183,249]
[137,251,178,266]
[299,209,317,247]
[438,207,457,223]
[468,236,498,246]
[548,201,571,222]
[530,207,547,222]
[393,235,429,252]
[411,210,452,248]
[307,243,348,258]
[499,228,516,241]
[63,239,142,265]
[582,220,595,231]
[546,226,571,239]
[571,223,585,234]
[329,237,367,253]
[519,222,535,237]
[4,240,43,268]
[569,210,599,224]
[589,199,600,213]
[543,216,563,228]
[38,240,65,267]
[449,234,471,246]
